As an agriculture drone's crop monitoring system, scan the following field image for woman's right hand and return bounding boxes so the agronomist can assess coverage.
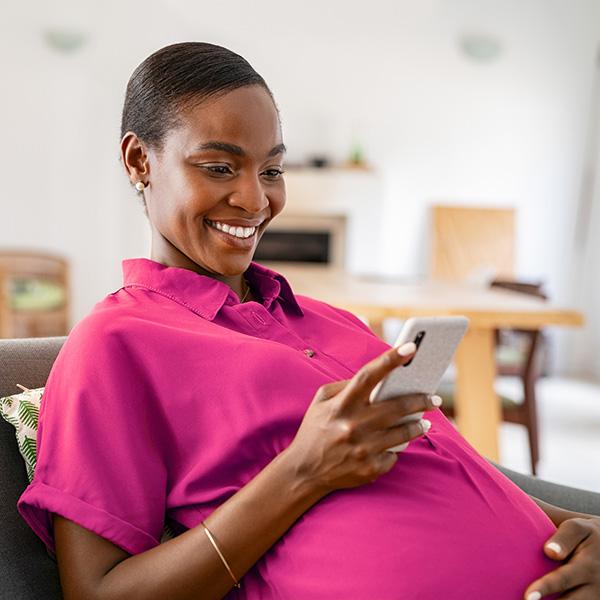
[284,342,441,495]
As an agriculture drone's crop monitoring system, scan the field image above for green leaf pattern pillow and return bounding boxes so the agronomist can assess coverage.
[0,385,175,545]
[0,386,40,483]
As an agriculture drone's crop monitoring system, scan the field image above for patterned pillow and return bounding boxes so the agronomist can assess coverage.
[0,385,40,483]
[0,385,175,545]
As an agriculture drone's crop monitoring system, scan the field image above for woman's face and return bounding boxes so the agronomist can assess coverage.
[133,85,286,278]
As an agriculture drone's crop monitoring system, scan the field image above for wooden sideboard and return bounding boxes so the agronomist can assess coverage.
[0,251,70,339]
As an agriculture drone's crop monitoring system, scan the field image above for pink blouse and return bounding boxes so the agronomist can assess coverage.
[18,257,561,599]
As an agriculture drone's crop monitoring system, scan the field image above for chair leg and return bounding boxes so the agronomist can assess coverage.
[523,375,540,476]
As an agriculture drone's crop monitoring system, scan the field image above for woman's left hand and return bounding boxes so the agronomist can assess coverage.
[523,516,600,599]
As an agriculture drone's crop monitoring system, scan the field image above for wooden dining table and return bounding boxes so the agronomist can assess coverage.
[270,263,584,462]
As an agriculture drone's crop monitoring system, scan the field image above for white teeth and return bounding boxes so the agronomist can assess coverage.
[207,220,257,239]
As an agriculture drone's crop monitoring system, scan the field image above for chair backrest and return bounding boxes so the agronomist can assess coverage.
[0,336,66,599]
[0,250,70,338]
[430,205,515,282]
[490,280,548,379]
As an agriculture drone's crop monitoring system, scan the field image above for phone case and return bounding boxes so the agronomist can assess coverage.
[369,316,469,452]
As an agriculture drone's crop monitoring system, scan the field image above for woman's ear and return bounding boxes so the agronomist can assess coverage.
[120,132,150,185]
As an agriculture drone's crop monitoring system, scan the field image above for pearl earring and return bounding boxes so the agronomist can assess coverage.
[135,181,146,192]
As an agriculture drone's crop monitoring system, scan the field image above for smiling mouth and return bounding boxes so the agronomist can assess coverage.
[205,219,258,239]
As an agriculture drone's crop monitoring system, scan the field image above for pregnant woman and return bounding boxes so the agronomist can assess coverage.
[17,42,600,599]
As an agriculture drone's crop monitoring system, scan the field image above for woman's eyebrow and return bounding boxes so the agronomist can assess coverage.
[190,141,287,158]
[268,143,287,157]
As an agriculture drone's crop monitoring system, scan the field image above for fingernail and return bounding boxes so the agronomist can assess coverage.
[546,542,562,554]
[430,395,442,407]
[526,592,541,600]
[420,418,431,432]
[397,342,416,356]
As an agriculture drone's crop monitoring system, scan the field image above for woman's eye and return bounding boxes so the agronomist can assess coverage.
[263,168,285,179]
[203,165,233,176]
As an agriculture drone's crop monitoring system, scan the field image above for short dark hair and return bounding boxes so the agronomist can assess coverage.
[120,41,274,151]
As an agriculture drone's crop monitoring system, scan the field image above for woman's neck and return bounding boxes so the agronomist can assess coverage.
[149,247,248,300]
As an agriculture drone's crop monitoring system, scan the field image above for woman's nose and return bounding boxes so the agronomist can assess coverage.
[227,175,269,213]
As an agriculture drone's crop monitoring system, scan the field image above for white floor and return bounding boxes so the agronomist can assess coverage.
[493,376,600,493]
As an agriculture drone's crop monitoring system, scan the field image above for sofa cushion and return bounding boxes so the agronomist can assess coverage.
[1,385,176,546]
[0,407,62,597]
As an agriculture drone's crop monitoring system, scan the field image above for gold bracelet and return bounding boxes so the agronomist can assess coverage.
[201,521,241,589]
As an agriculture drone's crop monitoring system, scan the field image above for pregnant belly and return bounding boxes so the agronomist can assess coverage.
[238,412,562,600]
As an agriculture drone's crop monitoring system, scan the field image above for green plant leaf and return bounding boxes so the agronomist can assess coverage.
[0,396,14,411]
[3,414,20,429]
[18,400,39,429]
[26,461,35,483]
[19,435,37,466]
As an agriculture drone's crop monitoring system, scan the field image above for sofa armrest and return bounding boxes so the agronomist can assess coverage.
[488,459,600,517]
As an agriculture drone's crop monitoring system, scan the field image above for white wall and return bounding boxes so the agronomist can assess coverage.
[568,51,600,380]
[2,0,600,375]
[576,169,600,379]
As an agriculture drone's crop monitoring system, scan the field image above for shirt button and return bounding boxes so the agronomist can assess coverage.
[303,348,315,358]
[252,312,267,326]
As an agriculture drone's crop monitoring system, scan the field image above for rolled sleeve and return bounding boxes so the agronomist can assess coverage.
[17,314,168,556]
[18,481,160,556]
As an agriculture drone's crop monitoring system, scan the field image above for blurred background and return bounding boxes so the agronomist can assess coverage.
[1,0,599,488]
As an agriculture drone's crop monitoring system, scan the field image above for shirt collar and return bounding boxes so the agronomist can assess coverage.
[121,257,304,321]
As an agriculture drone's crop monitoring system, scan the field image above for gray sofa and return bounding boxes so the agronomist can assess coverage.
[2,336,600,599]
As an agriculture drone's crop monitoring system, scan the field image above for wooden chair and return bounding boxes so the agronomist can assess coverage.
[430,205,515,282]
[430,205,545,474]
[438,279,547,474]
[0,250,71,339]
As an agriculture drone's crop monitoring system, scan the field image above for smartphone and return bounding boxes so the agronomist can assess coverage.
[369,316,469,452]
